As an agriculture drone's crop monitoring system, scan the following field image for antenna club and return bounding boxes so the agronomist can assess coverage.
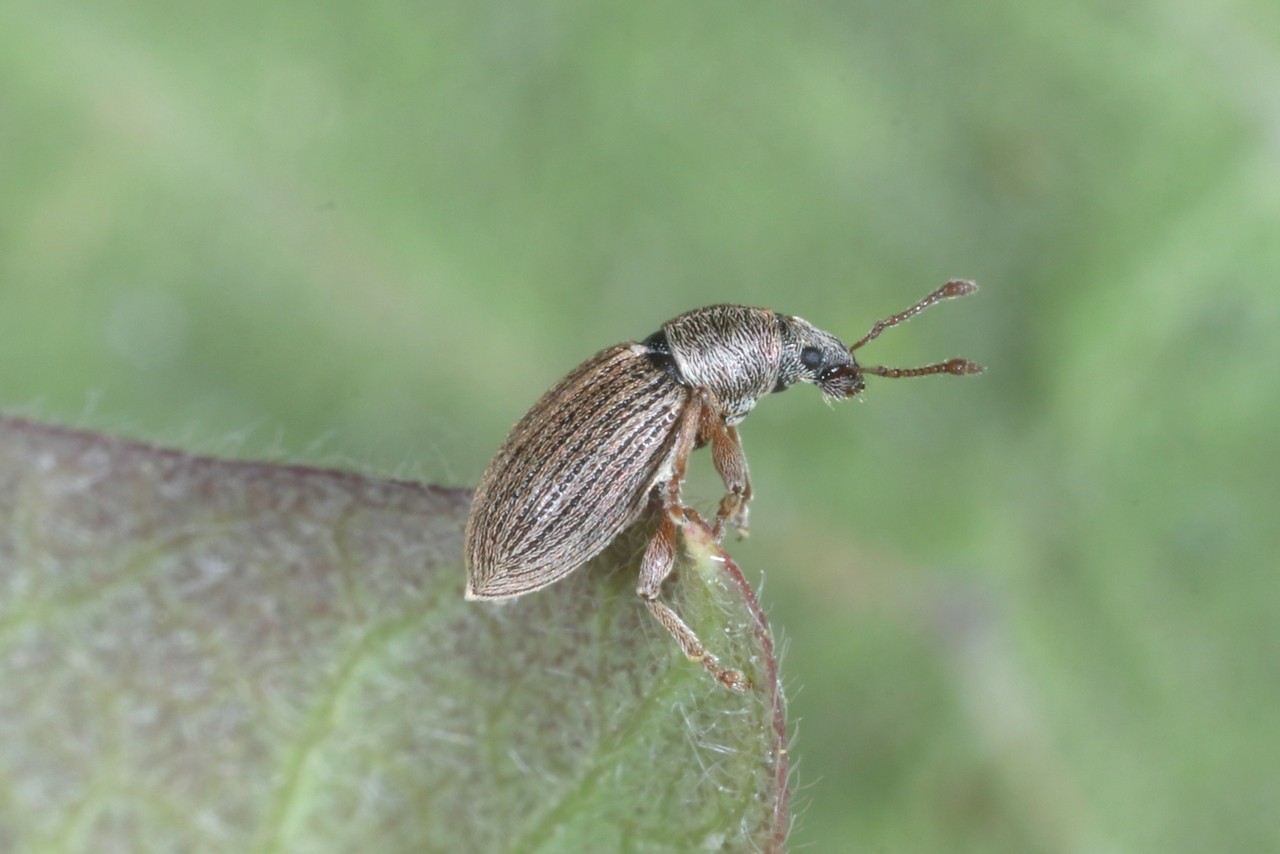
[942,280,979,299]
[945,358,984,376]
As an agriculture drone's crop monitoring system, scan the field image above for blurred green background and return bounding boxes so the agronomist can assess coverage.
[4,1,1278,851]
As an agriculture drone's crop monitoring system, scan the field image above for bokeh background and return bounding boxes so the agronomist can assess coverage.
[4,1,1278,851]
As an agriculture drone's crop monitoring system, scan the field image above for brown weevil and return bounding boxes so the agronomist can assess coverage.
[465,280,982,691]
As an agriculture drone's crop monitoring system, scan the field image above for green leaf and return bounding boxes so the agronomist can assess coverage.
[0,417,788,852]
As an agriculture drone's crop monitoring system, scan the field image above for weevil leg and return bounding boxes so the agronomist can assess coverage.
[697,400,752,541]
[638,511,749,693]
[635,392,749,692]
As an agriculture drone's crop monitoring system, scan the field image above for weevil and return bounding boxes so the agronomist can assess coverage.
[465,280,982,691]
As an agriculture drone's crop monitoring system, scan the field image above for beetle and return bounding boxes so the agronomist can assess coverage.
[465,279,982,691]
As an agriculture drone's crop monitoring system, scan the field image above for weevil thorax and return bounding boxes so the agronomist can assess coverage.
[655,305,784,425]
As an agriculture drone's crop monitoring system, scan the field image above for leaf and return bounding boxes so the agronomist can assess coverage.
[0,417,789,852]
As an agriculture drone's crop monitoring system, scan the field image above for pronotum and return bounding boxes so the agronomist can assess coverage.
[465,280,982,691]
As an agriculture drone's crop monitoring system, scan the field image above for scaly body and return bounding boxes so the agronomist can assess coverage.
[465,282,982,690]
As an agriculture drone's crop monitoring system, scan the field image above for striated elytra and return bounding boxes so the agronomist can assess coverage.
[465,280,982,691]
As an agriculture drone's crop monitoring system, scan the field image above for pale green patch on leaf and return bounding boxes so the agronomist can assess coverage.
[0,417,788,852]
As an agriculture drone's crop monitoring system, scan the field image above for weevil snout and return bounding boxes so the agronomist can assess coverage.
[815,362,867,399]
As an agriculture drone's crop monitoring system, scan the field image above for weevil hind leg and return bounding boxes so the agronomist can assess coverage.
[638,511,749,693]
[636,393,749,693]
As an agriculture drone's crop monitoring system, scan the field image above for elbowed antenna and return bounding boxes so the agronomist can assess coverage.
[859,358,984,379]
[851,280,984,378]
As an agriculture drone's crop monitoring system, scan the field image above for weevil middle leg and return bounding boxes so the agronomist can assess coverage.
[637,390,750,692]
[701,412,752,541]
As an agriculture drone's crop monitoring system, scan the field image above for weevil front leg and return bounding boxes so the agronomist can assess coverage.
[698,401,753,541]
[636,393,749,692]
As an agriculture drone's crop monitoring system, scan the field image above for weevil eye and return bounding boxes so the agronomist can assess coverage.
[799,346,824,370]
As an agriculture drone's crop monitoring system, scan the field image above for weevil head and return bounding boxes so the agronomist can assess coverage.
[774,316,865,400]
